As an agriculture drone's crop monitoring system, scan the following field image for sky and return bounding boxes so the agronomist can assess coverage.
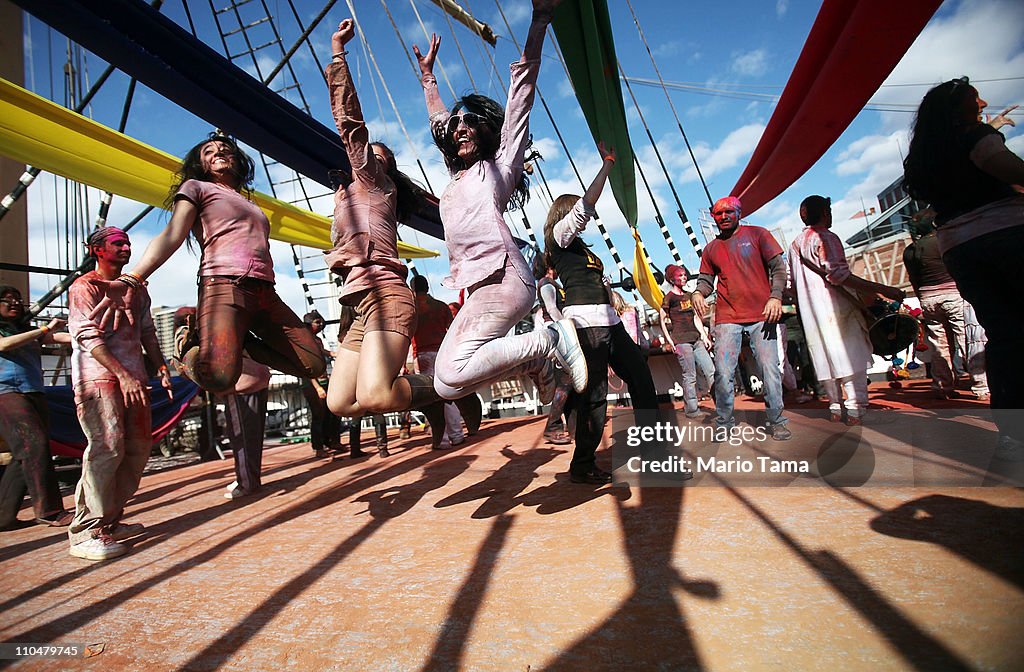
[14,0,1024,325]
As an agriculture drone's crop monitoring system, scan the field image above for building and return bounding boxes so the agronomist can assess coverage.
[844,177,928,291]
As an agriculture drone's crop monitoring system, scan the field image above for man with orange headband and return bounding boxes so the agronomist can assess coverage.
[66,226,172,561]
[692,196,791,441]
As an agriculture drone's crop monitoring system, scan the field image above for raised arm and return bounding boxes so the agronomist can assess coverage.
[582,143,615,208]
[553,143,616,248]
[327,19,381,184]
[522,0,561,62]
[413,34,448,126]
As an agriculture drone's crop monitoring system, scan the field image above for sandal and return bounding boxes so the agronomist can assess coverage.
[35,510,74,527]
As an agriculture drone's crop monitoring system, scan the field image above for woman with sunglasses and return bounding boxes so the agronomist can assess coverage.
[322,18,458,447]
[88,133,325,395]
[903,76,1023,458]
[0,286,73,530]
[412,0,588,404]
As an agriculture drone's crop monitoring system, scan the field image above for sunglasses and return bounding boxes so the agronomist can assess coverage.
[445,112,484,135]
[0,298,24,306]
[949,75,970,89]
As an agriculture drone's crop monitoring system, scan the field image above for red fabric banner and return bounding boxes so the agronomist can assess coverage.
[731,0,942,216]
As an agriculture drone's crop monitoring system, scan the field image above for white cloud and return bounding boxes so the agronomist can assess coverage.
[776,0,790,18]
[681,123,767,184]
[731,49,769,78]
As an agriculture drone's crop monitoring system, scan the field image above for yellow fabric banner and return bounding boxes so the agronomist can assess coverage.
[631,228,664,312]
[0,77,438,258]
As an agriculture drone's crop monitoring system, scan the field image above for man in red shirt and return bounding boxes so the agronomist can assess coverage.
[692,196,791,440]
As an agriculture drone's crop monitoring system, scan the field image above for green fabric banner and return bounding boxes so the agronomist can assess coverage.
[552,0,637,227]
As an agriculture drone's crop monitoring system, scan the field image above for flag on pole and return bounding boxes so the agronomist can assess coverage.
[631,228,664,312]
[552,0,637,227]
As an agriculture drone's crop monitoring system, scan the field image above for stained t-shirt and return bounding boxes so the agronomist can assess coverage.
[662,292,699,344]
[175,179,275,282]
[698,225,784,325]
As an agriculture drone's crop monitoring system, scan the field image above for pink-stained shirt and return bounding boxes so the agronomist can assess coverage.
[698,225,784,325]
[792,225,852,287]
[68,270,156,388]
[323,60,408,299]
[175,179,275,282]
[423,60,538,290]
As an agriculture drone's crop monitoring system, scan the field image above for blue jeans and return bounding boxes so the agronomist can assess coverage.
[674,341,714,414]
[713,321,787,427]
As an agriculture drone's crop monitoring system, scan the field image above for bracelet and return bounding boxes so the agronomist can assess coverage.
[116,273,146,289]
[603,155,615,164]
[332,51,348,59]
[38,325,50,336]
[158,364,169,375]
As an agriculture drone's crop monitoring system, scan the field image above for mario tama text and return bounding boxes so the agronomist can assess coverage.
[624,454,810,475]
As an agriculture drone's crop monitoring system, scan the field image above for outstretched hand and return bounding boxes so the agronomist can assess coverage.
[88,280,135,331]
[987,104,1018,130]
[332,18,355,52]
[412,34,441,77]
[597,141,616,164]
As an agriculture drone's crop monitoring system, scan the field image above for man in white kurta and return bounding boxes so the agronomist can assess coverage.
[788,196,904,424]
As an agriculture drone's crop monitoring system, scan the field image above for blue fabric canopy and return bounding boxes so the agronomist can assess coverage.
[13,0,444,240]
[48,377,201,455]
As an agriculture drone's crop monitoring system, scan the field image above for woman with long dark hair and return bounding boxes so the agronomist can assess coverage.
[320,19,458,444]
[902,76,1023,457]
[544,144,663,484]
[89,133,325,394]
[412,0,588,405]
[0,285,73,530]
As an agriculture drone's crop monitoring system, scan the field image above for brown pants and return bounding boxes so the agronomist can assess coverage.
[184,276,325,393]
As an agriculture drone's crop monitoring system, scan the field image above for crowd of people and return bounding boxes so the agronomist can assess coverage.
[0,2,1020,562]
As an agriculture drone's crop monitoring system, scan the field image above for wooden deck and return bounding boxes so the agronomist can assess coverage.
[1,380,1021,670]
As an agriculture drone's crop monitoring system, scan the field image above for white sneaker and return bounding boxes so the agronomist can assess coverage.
[105,522,145,541]
[225,481,252,499]
[549,319,588,393]
[69,535,128,561]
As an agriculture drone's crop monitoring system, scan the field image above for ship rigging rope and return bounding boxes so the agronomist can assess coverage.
[623,0,712,206]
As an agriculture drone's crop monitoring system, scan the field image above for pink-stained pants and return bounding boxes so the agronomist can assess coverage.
[68,381,151,545]
[434,260,554,400]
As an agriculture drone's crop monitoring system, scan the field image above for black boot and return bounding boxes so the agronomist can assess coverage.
[454,393,483,436]
[420,402,449,449]
[374,417,390,458]
[405,374,442,407]
[349,422,367,458]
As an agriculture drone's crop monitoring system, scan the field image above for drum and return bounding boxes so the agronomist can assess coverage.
[867,304,919,357]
